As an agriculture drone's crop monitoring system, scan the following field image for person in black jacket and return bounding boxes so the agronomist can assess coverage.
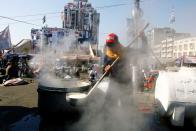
[102,33,134,131]
[103,33,131,83]
[5,60,19,80]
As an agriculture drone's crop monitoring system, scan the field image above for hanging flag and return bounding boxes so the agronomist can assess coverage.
[0,26,12,50]
[42,16,46,24]
[89,43,95,57]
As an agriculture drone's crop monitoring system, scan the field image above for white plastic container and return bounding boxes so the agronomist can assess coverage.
[155,67,196,126]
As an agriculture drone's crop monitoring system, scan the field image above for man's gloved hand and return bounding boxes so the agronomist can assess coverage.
[104,65,111,72]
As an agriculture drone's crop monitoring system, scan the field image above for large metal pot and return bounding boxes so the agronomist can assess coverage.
[37,80,91,120]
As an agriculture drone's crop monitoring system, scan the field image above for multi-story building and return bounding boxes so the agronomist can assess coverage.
[146,27,175,58]
[147,27,190,56]
[31,0,100,55]
[147,27,174,46]
[173,37,196,58]
[31,27,67,53]
[160,33,191,59]
[147,27,191,66]
[161,38,173,58]
[61,0,100,46]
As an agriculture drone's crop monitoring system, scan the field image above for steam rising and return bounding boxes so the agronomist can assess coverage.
[69,78,151,131]
[30,31,78,86]
[29,3,154,130]
[66,3,156,130]
[67,10,154,131]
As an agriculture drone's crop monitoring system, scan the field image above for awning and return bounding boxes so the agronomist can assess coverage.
[60,54,100,61]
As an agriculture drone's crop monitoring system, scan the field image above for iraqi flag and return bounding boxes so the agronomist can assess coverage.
[0,26,12,50]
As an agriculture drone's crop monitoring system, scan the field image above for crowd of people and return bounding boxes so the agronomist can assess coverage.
[0,51,33,84]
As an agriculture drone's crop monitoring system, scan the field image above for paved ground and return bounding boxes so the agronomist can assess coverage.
[0,79,37,107]
[0,79,38,130]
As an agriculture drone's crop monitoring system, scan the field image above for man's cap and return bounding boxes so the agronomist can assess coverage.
[106,33,118,44]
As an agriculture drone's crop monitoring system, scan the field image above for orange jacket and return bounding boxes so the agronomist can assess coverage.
[105,44,124,59]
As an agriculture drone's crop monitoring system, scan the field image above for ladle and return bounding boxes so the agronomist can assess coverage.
[66,23,150,101]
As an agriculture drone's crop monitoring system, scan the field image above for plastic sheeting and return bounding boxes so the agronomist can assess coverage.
[155,67,196,111]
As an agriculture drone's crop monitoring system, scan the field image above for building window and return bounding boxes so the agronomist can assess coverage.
[184,44,188,50]
[162,47,166,51]
[161,53,166,58]
[168,52,172,57]
[179,45,182,51]
[174,46,177,51]
[178,53,182,57]
[189,43,195,50]
[183,52,187,56]
[189,52,194,56]
[174,53,178,58]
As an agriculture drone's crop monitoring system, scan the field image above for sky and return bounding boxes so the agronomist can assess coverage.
[0,0,196,46]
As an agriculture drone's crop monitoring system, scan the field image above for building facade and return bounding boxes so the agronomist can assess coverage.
[61,0,100,45]
[173,37,196,58]
[147,27,175,46]
[31,27,69,53]
[147,27,192,66]
[31,0,100,54]
[147,27,190,57]
[146,27,175,59]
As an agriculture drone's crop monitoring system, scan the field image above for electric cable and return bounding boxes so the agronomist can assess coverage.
[4,3,130,19]
[0,15,41,27]
[0,3,130,26]
[1,16,60,25]
[96,3,130,9]
[12,12,61,18]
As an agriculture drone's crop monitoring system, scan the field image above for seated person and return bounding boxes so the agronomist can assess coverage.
[5,61,18,80]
